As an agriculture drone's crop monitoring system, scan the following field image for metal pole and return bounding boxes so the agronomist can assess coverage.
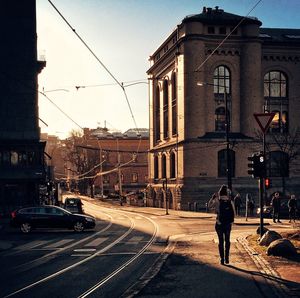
[259,177,264,238]
[164,178,169,215]
[225,88,232,192]
[259,132,266,238]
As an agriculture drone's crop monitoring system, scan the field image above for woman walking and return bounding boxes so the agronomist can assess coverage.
[209,185,235,265]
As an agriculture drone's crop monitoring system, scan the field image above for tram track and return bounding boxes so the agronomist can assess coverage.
[3,204,159,298]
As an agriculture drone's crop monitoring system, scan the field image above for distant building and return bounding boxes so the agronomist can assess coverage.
[0,1,46,215]
[49,128,149,197]
[147,6,300,210]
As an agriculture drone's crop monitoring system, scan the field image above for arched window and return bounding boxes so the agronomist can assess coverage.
[213,65,231,96]
[154,86,161,143]
[213,66,231,132]
[170,151,176,178]
[218,149,235,178]
[264,71,288,133]
[163,80,169,139]
[171,73,177,136]
[154,155,159,179]
[161,154,167,179]
[267,151,289,177]
[264,71,287,98]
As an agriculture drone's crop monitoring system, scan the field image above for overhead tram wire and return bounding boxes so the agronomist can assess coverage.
[39,91,84,131]
[48,0,140,136]
[194,0,263,73]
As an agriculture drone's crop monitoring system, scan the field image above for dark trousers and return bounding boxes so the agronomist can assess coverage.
[289,208,296,221]
[273,209,280,222]
[215,223,232,260]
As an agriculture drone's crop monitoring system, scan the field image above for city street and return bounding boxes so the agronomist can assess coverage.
[0,199,163,298]
[1,197,298,297]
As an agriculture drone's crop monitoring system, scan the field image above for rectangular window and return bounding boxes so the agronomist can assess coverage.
[208,26,215,34]
[219,27,226,34]
[132,173,138,183]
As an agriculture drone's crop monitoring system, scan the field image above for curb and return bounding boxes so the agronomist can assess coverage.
[237,236,291,298]
[120,237,177,298]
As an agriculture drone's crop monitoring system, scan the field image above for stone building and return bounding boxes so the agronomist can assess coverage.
[0,1,46,214]
[147,7,300,210]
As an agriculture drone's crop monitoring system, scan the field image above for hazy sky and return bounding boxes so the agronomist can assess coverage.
[36,0,300,138]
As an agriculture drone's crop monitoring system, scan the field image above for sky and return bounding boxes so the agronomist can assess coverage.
[36,0,300,138]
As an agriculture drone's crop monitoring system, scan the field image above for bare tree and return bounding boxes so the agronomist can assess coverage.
[255,129,300,194]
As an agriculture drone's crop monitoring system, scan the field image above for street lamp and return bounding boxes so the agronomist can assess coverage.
[197,82,232,192]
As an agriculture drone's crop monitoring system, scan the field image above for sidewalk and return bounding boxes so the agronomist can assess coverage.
[107,203,299,298]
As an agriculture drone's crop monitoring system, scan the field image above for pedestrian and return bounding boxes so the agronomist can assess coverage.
[208,184,235,265]
[288,194,297,223]
[234,193,242,216]
[208,193,217,212]
[246,194,255,217]
[271,192,281,223]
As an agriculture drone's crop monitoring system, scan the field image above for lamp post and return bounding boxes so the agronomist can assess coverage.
[197,82,232,192]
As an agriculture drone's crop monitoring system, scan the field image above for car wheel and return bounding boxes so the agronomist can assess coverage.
[73,221,84,232]
[20,222,32,233]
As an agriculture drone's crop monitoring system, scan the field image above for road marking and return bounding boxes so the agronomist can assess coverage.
[44,239,74,249]
[128,236,144,242]
[14,240,49,250]
[71,254,92,257]
[84,237,107,247]
[74,248,96,252]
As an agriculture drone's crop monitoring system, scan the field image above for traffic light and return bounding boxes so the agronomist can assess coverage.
[265,178,271,189]
[247,152,265,178]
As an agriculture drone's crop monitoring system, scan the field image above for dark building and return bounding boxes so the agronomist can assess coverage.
[0,1,46,215]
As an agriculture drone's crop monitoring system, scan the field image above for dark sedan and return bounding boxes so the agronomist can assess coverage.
[10,205,96,233]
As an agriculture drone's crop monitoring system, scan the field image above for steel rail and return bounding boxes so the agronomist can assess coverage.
[4,210,135,298]
[77,206,159,298]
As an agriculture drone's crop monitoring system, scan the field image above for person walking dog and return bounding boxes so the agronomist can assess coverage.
[208,185,235,265]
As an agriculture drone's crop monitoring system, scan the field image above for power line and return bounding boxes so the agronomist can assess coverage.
[40,91,84,131]
[48,0,140,135]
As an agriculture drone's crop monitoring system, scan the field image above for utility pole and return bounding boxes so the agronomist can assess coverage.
[224,87,232,193]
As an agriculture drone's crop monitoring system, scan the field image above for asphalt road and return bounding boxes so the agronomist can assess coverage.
[1,197,293,298]
[0,200,164,298]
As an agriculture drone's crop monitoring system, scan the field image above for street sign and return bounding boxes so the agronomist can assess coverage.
[254,112,276,133]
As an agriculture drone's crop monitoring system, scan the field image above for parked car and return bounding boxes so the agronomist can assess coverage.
[63,197,84,214]
[10,205,96,233]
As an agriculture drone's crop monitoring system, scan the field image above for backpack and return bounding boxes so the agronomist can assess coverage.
[218,199,234,224]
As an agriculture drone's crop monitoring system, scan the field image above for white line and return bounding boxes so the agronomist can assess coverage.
[127,236,144,242]
[84,237,107,247]
[13,240,49,251]
[74,249,96,252]
[45,239,74,249]
[77,209,159,298]
[4,214,135,298]
[13,212,113,271]
[71,254,92,257]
